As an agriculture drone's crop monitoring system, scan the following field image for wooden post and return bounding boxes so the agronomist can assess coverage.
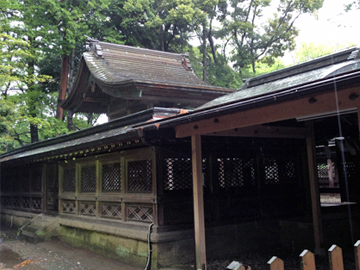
[329,245,344,270]
[357,107,360,139]
[354,240,360,270]
[306,121,324,255]
[299,249,316,270]
[268,256,284,270]
[191,134,207,270]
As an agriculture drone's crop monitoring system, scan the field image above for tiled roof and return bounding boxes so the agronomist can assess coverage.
[86,41,209,87]
[61,40,234,114]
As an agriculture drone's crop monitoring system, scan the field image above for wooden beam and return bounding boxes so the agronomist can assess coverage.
[203,125,310,139]
[176,86,360,138]
[191,134,207,270]
[306,121,324,255]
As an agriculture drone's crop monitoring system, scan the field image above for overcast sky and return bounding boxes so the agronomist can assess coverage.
[292,0,359,48]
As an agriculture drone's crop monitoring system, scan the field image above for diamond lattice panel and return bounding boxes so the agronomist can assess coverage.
[127,204,153,222]
[62,200,76,214]
[101,204,122,219]
[81,165,96,192]
[63,167,76,192]
[102,163,121,192]
[128,160,152,192]
[13,197,21,208]
[23,197,31,208]
[33,198,42,209]
[4,197,12,207]
[79,202,96,216]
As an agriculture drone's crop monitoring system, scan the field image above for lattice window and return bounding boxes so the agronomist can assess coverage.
[31,169,42,192]
[21,170,31,192]
[13,197,21,208]
[264,158,280,184]
[23,197,31,208]
[1,170,12,193]
[12,171,21,193]
[81,165,96,192]
[218,158,244,188]
[217,157,256,188]
[340,161,356,178]
[63,167,76,192]
[164,157,192,191]
[281,160,297,184]
[317,162,336,179]
[62,200,76,214]
[33,198,42,209]
[128,160,152,192]
[127,204,153,222]
[101,203,122,219]
[102,163,121,192]
[79,201,96,216]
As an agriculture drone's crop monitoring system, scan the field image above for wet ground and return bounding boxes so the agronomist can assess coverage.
[0,223,357,270]
[0,226,142,270]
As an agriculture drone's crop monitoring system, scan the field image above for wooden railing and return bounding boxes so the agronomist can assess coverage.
[235,241,360,270]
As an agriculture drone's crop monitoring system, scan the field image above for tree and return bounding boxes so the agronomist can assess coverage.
[345,0,360,11]
[219,0,324,74]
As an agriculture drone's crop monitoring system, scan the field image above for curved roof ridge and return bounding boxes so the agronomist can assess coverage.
[96,40,187,58]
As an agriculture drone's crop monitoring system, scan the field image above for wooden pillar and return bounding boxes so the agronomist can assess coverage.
[306,121,324,255]
[191,134,207,270]
[358,107,360,139]
[42,164,47,212]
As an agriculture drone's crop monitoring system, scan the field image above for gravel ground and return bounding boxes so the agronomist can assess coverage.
[0,227,142,270]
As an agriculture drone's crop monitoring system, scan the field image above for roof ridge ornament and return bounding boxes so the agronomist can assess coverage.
[348,49,360,60]
[181,54,192,71]
[84,36,103,58]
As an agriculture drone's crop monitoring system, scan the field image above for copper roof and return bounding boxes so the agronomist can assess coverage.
[62,40,234,114]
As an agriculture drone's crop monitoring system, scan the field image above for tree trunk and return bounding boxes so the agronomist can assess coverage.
[67,110,73,131]
[202,24,207,82]
[30,123,39,143]
[56,54,69,120]
[208,18,217,64]
[67,50,75,131]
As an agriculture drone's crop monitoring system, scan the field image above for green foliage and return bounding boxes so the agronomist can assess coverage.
[221,0,324,74]
[345,0,360,11]
[0,0,328,153]
[294,42,356,64]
